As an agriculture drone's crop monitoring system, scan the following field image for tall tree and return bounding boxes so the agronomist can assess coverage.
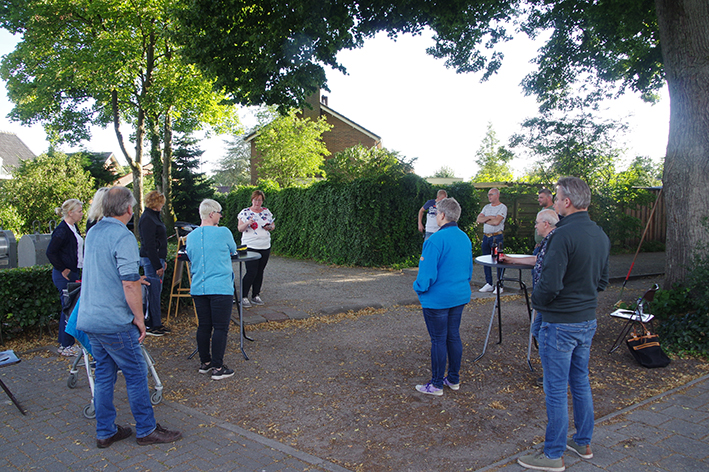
[173,0,708,285]
[431,166,457,179]
[170,134,214,225]
[211,135,253,188]
[472,123,514,182]
[0,0,238,229]
[255,110,332,187]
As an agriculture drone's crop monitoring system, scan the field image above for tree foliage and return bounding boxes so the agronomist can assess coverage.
[431,166,457,178]
[169,134,215,224]
[1,152,95,234]
[472,123,514,182]
[255,110,332,187]
[322,144,415,183]
[211,135,252,188]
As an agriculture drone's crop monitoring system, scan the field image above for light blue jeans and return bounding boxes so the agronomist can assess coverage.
[87,328,157,440]
[538,318,597,459]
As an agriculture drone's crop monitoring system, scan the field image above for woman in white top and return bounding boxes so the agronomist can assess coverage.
[237,190,275,307]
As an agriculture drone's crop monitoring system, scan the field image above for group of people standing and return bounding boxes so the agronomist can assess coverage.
[45,186,275,448]
[414,177,610,472]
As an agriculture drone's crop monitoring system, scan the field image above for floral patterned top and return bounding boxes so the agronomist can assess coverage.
[238,207,274,250]
[533,228,556,288]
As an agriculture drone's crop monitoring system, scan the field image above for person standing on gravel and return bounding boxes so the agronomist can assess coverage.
[417,189,448,242]
[237,189,275,307]
[187,199,238,381]
[476,188,507,294]
[413,197,473,396]
[518,177,609,472]
[77,186,182,448]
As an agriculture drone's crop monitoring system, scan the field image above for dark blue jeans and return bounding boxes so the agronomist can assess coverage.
[481,234,504,286]
[193,295,232,369]
[52,268,80,348]
[422,304,465,388]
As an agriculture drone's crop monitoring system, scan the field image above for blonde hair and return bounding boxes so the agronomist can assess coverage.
[199,199,222,220]
[55,199,83,218]
[145,190,166,210]
[87,187,109,222]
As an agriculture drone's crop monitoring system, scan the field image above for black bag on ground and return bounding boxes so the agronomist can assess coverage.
[626,327,671,368]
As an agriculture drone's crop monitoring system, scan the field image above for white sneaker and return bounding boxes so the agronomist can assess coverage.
[493,286,504,294]
[251,295,264,305]
[242,297,252,308]
[60,345,81,357]
[479,283,494,292]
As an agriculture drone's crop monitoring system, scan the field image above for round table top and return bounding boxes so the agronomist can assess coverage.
[474,254,534,270]
[231,251,262,262]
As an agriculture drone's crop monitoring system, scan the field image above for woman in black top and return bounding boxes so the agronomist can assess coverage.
[46,198,84,357]
[139,191,169,335]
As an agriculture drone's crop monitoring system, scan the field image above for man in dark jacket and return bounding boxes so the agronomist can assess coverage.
[518,177,610,472]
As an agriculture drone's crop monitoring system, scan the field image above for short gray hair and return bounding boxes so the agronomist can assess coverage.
[103,187,136,217]
[557,177,591,210]
[537,209,559,226]
[199,199,222,220]
[437,197,461,222]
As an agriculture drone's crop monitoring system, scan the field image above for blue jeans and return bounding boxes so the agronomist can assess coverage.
[424,231,435,242]
[422,305,465,388]
[193,295,232,369]
[538,318,597,459]
[140,257,164,329]
[481,234,504,286]
[87,329,157,440]
[52,268,80,348]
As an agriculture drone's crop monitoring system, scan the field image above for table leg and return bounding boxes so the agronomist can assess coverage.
[474,291,500,363]
[0,378,26,415]
[238,261,249,360]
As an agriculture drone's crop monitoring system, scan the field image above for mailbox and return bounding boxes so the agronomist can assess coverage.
[18,233,52,267]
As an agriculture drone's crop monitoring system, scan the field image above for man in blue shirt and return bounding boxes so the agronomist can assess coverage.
[417,189,448,242]
[77,186,181,448]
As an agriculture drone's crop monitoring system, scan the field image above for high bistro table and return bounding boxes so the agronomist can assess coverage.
[474,254,536,371]
[231,251,261,360]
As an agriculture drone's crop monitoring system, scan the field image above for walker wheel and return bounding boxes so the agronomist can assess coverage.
[83,404,96,419]
[151,391,163,405]
[67,373,78,389]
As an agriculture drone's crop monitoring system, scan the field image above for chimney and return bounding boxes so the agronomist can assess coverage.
[304,90,321,121]
[321,95,328,107]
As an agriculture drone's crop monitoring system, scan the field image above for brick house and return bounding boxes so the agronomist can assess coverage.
[0,131,36,180]
[245,90,382,184]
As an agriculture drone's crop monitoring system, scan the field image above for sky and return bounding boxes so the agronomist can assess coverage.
[1,28,670,181]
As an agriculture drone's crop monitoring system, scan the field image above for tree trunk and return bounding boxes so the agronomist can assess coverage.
[149,117,163,194]
[655,0,709,286]
[132,107,146,236]
[162,112,175,230]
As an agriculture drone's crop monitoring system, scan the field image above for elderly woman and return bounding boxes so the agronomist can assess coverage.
[237,190,275,307]
[186,199,237,380]
[139,191,169,336]
[500,208,559,340]
[85,187,109,233]
[413,197,473,396]
[46,198,84,356]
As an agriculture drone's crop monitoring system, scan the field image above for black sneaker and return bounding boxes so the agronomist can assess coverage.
[211,365,235,380]
[198,362,214,374]
[145,328,164,337]
[157,325,171,333]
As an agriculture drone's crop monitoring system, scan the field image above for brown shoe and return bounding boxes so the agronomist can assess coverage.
[97,424,133,448]
[136,423,182,446]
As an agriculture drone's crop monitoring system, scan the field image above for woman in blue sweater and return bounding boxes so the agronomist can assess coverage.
[186,199,237,380]
[413,197,473,396]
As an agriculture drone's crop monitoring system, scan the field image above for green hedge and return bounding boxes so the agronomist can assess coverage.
[224,175,542,267]
[0,265,58,339]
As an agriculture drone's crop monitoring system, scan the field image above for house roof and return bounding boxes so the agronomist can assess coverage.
[0,131,37,177]
[243,101,381,144]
